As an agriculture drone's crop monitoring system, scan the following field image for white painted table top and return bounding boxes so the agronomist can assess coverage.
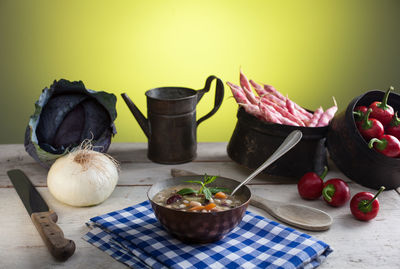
[0,143,399,268]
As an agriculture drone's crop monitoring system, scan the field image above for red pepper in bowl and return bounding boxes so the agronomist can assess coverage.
[357,108,384,140]
[353,105,368,122]
[368,134,400,157]
[297,167,328,200]
[369,86,394,126]
[386,111,400,140]
[322,178,350,207]
[350,186,385,221]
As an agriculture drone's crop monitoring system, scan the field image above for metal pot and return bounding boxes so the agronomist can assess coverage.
[327,90,400,190]
[227,107,328,178]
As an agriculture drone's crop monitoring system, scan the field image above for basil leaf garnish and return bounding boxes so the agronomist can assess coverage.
[184,180,203,185]
[203,187,212,201]
[177,188,197,195]
[204,175,217,185]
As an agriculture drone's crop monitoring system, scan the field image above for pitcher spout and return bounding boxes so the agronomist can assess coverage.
[121,93,150,138]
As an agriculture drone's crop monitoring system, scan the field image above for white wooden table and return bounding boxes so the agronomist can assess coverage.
[1,143,399,268]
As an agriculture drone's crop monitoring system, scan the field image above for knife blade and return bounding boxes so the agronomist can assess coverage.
[7,169,75,261]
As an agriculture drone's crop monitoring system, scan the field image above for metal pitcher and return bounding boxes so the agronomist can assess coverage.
[121,75,224,164]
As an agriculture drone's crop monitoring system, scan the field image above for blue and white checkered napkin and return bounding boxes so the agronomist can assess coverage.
[83,201,332,269]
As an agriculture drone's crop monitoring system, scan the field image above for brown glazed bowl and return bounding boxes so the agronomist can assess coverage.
[327,90,400,190]
[227,107,328,178]
[147,175,251,244]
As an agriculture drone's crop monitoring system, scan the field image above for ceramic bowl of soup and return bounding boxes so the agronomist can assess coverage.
[147,175,251,244]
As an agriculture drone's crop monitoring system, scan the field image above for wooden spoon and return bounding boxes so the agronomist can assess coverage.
[171,168,333,231]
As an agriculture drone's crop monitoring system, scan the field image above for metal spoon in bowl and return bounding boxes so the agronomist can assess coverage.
[231,130,302,195]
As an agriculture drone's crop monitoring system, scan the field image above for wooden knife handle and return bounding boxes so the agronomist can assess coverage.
[31,210,75,261]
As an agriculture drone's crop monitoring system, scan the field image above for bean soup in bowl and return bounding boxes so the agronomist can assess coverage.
[147,175,251,243]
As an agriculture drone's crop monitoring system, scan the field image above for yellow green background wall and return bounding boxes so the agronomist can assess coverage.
[1,0,399,143]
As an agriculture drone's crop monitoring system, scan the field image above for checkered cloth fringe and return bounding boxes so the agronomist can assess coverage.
[83,201,332,269]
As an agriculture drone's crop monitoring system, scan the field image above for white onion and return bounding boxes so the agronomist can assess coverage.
[47,148,119,207]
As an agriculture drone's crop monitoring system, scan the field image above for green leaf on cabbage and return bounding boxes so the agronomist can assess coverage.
[24,79,117,167]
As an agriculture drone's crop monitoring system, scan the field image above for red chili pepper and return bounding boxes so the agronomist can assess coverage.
[386,111,400,140]
[353,105,368,122]
[355,105,368,114]
[350,186,385,221]
[322,178,350,207]
[369,86,394,126]
[357,108,384,140]
[368,134,400,157]
[297,167,328,200]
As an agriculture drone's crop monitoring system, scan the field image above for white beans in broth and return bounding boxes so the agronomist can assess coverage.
[153,183,244,212]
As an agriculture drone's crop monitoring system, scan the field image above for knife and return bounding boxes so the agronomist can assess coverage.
[7,169,75,261]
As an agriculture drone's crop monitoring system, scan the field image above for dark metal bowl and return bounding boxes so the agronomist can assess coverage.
[227,107,328,178]
[147,175,251,244]
[327,90,400,190]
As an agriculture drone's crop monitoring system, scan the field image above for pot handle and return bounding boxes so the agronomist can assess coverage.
[196,76,224,126]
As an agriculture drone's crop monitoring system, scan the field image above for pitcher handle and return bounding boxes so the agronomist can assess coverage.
[196,76,224,126]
